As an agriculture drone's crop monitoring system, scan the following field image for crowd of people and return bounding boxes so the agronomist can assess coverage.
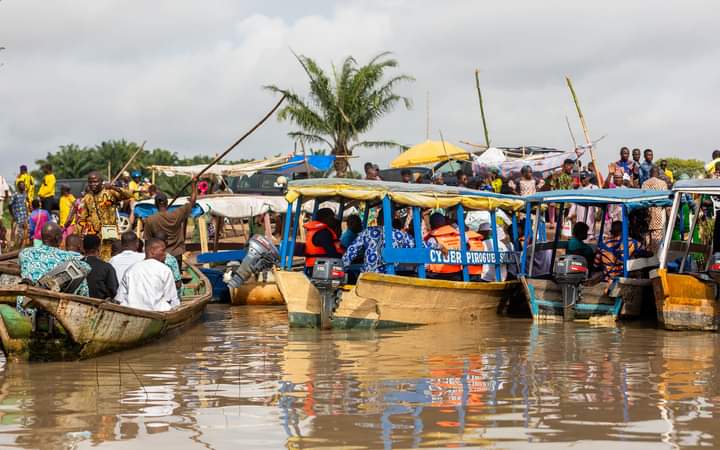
[3,167,200,313]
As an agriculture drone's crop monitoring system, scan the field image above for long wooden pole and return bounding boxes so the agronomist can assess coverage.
[475,69,490,148]
[565,76,602,185]
[564,115,577,149]
[111,140,146,184]
[169,95,286,205]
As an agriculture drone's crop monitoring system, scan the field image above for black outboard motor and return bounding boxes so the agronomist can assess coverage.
[553,255,589,321]
[225,235,280,289]
[310,258,346,329]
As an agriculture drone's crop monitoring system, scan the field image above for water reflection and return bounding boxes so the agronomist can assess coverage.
[0,306,718,449]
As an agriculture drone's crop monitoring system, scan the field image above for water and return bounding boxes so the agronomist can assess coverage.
[0,306,718,449]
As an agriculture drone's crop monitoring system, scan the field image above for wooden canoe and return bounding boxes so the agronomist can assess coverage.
[0,263,212,362]
[276,269,526,329]
[651,268,719,331]
[521,276,653,321]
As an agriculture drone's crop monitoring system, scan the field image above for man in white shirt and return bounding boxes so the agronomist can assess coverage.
[115,237,179,311]
[109,231,145,282]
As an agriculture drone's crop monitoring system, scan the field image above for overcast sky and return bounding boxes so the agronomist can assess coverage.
[1,0,719,182]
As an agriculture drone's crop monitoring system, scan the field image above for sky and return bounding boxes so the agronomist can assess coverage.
[1,0,719,182]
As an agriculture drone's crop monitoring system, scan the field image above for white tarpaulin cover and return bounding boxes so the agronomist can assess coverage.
[150,155,290,177]
[472,148,584,178]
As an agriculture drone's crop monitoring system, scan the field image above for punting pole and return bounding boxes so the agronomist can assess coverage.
[565,76,603,187]
[680,194,701,273]
[111,141,146,184]
[475,69,491,148]
[169,95,286,206]
[280,202,293,269]
[659,193,681,269]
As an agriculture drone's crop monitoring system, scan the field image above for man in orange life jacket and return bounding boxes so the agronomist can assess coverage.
[303,208,343,275]
[425,213,464,281]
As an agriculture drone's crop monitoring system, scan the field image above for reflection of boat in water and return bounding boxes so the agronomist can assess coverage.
[276,178,526,329]
[0,263,211,362]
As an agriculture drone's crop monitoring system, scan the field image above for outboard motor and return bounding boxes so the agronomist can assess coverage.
[310,258,346,329]
[553,255,589,321]
[225,235,280,289]
[37,260,90,293]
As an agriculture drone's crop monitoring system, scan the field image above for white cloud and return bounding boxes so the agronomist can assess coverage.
[1,0,719,182]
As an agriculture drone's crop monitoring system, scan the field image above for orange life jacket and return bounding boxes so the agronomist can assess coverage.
[303,221,343,268]
[466,231,485,275]
[427,225,462,274]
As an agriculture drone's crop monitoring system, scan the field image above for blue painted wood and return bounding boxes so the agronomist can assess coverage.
[511,212,519,249]
[598,204,607,247]
[456,204,470,282]
[520,203,532,275]
[382,247,516,265]
[550,202,565,271]
[197,250,247,264]
[280,202,292,268]
[412,207,426,279]
[621,204,629,277]
[382,196,395,275]
[287,196,302,266]
[490,210,501,282]
[311,198,320,220]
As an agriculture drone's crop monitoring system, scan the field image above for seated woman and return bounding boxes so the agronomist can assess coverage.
[342,209,414,275]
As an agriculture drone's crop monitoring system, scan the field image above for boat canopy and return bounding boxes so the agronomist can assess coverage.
[524,188,672,208]
[285,178,525,211]
[672,178,720,194]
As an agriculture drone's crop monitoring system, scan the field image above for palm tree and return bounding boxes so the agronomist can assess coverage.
[34,144,95,179]
[265,52,413,176]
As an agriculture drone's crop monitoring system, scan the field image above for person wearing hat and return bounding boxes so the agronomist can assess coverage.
[128,171,143,200]
[15,164,35,203]
[143,178,198,270]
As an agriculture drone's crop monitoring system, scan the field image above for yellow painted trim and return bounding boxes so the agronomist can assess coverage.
[359,272,519,291]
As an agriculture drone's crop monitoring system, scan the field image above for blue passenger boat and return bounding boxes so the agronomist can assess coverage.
[520,188,672,321]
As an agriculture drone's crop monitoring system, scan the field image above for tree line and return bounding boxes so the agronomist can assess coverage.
[31,139,249,195]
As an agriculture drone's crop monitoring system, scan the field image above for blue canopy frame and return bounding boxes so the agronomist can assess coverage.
[278,189,521,282]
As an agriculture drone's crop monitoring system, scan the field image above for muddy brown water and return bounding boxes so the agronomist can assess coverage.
[0,306,718,449]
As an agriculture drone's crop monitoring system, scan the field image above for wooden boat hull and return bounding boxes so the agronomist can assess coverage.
[276,269,525,329]
[651,268,719,331]
[0,264,212,362]
[521,276,652,321]
[229,271,284,306]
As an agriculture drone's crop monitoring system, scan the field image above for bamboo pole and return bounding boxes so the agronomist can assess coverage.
[565,76,603,186]
[475,69,490,148]
[111,140,146,184]
[564,115,577,150]
[169,95,286,206]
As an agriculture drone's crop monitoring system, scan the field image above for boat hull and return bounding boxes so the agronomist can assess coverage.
[276,269,524,329]
[651,268,719,331]
[0,264,212,362]
[229,273,284,306]
[521,276,652,321]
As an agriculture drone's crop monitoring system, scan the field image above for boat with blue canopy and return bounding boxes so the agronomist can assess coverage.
[274,178,527,329]
[519,188,672,321]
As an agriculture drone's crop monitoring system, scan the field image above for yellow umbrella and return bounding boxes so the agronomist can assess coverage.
[390,140,469,168]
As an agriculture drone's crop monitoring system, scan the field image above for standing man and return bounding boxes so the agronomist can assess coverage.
[143,178,197,270]
[642,166,669,253]
[615,147,636,177]
[658,159,674,185]
[76,171,132,260]
[15,165,35,203]
[8,181,29,249]
[638,149,654,186]
[37,164,56,212]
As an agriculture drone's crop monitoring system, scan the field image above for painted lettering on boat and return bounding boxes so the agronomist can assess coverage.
[428,250,514,265]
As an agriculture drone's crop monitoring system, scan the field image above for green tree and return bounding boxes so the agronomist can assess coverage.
[665,157,705,178]
[265,52,413,176]
[34,144,94,179]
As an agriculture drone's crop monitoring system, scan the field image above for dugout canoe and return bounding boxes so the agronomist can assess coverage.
[0,263,211,362]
